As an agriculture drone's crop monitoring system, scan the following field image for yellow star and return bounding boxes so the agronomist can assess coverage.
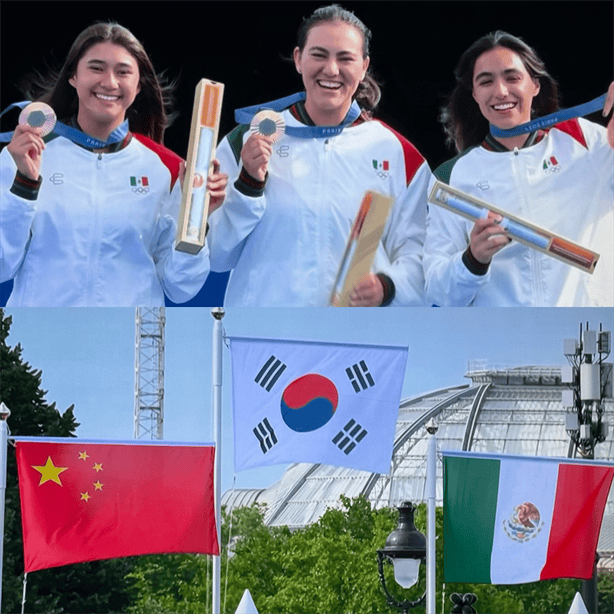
[93,481,103,491]
[81,492,91,502]
[78,451,89,460]
[93,463,103,472]
[32,456,68,486]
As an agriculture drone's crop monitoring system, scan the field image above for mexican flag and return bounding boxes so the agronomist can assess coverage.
[443,451,613,584]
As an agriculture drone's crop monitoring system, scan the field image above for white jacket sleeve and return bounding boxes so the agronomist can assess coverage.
[151,180,211,304]
[423,175,491,306]
[377,161,431,306]
[0,149,37,282]
[207,134,266,272]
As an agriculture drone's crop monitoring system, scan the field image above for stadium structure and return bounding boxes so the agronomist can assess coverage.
[222,363,614,572]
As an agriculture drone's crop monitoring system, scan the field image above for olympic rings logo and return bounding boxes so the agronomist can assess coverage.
[374,171,389,180]
[132,187,150,194]
[543,166,560,174]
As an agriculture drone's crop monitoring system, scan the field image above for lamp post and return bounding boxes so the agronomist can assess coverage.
[377,501,426,613]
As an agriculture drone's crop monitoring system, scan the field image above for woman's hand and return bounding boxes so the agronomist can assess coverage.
[241,133,273,181]
[349,273,384,306]
[469,215,511,264]
[7,124,44,180]
[178,159,228,215]
[206,159,228,214]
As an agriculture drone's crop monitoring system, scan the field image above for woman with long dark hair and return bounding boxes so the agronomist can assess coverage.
[1,22,223,306]
[208,4,431,306]
[423,31,613,307]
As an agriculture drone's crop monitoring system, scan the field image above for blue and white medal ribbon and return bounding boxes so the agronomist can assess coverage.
[0,101,129,149]
[235,91,362,138]
[489,93,607,138]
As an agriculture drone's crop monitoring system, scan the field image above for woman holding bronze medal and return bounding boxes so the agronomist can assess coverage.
[208,4,432,306]
[0,22,225,307]
[423,31,614,307]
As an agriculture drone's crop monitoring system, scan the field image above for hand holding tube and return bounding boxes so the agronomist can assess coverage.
[469,215,512,264]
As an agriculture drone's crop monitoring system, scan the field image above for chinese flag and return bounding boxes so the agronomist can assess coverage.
[16,439,220,572]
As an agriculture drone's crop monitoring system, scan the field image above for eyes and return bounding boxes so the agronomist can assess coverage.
[86,62,137,78]
[308,51,358,63]
[476,74,523,87]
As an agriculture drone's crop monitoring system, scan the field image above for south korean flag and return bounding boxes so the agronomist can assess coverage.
[229,337,408,474]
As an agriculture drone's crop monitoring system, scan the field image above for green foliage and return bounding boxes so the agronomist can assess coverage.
[127,493,607,614]
[0,309,137,613]
[598,569,614,613]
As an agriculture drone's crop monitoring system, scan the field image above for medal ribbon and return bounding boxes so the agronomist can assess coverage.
[489,93,607,138]
[235,92,361,138]
[0,101,129,149]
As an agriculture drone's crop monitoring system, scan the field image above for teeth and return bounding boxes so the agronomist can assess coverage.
[318,81,342,90]
[493,103,515,110]
[96,94,119,101]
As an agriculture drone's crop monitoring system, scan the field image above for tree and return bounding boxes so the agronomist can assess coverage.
[0,309,137,613]
[127,494,592,614]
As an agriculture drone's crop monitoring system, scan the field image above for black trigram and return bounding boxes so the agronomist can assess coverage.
[346,360,375,392]
[253,418,278,454]
[254,355,287,392]
[332,419,367,455]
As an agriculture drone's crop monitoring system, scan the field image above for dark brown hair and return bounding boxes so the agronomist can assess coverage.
[25,22,175,143]
[440,31,560,152]
[296,4,381,116]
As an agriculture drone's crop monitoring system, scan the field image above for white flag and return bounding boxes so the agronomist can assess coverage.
[229,336,408,474]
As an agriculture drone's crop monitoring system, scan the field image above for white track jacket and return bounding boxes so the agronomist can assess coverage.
[0,134,210,306]
[424,118,613,307]
[208,108,431,307]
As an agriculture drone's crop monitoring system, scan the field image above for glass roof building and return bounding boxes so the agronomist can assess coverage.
[223,364,614,571]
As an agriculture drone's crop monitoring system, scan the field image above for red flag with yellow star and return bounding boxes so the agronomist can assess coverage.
[15,439,219,572]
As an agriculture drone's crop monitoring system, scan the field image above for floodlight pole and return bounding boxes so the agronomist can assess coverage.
[211,308,225,614]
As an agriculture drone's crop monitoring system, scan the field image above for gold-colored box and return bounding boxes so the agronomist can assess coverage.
[330,190,394,306]
[176,79,224,254]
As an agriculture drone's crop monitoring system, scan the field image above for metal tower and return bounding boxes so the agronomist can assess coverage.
[134,307,165,439]
[562,322,611,458]
[562,321,612,614]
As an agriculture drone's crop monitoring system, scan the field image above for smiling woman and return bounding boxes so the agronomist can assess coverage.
[423,31,614,307]
[471,47,541,150]
[293,20,369,127]
[68,42,142,141]
[0,22,223,307]
[208,4,433,307]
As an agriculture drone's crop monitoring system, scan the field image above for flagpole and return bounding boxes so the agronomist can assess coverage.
[211,308,225,614]
[0,403,11,614]
[425,419,438,614]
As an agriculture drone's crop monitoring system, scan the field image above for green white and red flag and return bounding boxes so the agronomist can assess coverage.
[15,438,219,572]
[442,451,613,584]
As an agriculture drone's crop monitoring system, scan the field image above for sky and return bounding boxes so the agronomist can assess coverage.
[3,307,612,495]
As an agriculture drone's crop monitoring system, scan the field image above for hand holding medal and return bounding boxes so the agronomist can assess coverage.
[7,102,56,180]
[240,111,285,183]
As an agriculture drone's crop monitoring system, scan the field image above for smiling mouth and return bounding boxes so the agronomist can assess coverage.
[95,93,121,101]
[492,102,517,111]
[317,80,342,90]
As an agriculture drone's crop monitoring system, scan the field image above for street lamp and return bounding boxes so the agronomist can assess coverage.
[377,501,426,613]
